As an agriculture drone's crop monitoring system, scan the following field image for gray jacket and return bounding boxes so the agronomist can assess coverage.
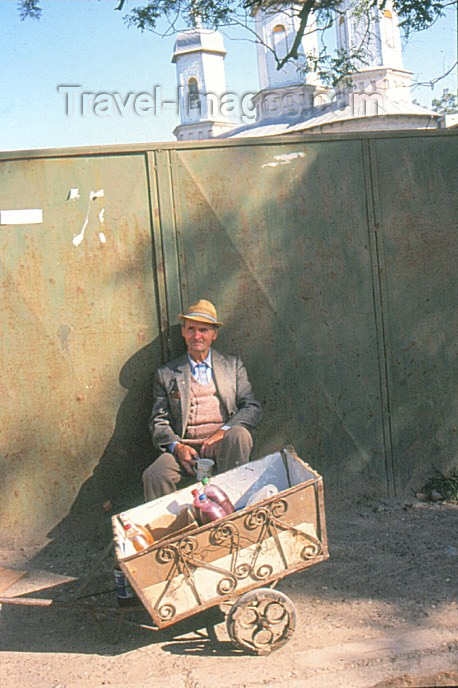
[149,349,262,452]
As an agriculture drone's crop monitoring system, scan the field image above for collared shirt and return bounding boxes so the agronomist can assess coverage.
[188,351,213,386]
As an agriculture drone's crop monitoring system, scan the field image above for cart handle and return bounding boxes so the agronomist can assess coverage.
[0,596,119,613]
[0,596,86,608]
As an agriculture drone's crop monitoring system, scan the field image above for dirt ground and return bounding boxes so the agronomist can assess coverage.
[1,493,457,688]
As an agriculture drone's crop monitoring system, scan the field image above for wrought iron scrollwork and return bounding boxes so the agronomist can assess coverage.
[217,575,238,595]
[271,499,288,518]
[157,602,176,620]
[153,495,323,622]
[253,563,273,581]
[153,531,238,620]
[245,506,270,530]
[234,562,251,579]
[209,521,238,547]
[301,539,322,559]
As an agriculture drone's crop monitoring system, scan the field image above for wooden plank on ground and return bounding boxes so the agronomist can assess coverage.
[0,567,26,594]
[2,570,78,598]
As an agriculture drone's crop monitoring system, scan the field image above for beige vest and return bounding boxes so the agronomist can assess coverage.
[183,378,226,447]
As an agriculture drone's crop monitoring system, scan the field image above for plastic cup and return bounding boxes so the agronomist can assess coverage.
[195,458,215,481]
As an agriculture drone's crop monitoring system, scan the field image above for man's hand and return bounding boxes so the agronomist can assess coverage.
[201,428,226,457]
[174,443,199,475]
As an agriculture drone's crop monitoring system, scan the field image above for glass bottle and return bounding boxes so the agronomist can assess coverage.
[119,514,154,553]
[113,564,138,607]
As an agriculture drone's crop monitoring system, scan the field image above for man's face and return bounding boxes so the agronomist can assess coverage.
[181,319,218,360]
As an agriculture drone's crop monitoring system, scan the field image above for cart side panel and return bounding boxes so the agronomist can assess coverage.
[121,477,328,628]
[120,478,319,588]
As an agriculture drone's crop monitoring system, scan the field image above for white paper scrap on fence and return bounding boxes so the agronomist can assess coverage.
[0,209,43,225]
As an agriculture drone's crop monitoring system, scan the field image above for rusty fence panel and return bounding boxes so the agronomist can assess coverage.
[0,153,162,544]
[164,139,389,495]
[367,135,458,494]
[162,132,457,496]
[0,130,456,545]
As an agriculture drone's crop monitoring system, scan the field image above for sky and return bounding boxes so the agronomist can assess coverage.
[0,0,456,152]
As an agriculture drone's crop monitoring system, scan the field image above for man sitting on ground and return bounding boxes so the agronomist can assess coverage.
[143,299,262,501]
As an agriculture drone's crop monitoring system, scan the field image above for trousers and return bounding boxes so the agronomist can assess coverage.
[142,425,253,502]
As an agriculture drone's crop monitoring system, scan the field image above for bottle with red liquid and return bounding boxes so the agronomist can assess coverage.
[195,493,226,524]
[201,477,235,515]
[191,488,204,524]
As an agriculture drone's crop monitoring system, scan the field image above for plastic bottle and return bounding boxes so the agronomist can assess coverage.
[119,514,154,553]
[191,488,204,525]
[245,484,279,508]
[201,477,235,515]
[191,488,202,507]
[197,493,227,524]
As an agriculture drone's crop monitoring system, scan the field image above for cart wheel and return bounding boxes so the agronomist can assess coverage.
[226,588,296,655]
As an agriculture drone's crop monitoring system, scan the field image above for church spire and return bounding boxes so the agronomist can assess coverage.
[336,0,404,71]
[335,0,413,107]
[252,5,325,123]
[172,26,236,140]
[254,5,321,91]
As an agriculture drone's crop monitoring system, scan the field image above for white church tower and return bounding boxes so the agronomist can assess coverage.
[170,2,440,139]
[336,0,414,110]
[172,26,236,140]
[252,6,325,122]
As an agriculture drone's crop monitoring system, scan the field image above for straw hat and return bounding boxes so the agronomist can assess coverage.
[179,299,223,327]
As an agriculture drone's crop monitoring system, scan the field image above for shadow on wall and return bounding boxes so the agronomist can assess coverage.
[42,314,266,548]
[46,335,168,543]
[170,141,389,494]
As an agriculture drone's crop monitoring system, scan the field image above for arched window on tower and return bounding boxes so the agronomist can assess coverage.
[272,24,288,60]
[383,9,395,48]
[338,16,348,51]
[188,78,201,112]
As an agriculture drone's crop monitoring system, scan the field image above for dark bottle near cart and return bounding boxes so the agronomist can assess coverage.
[113,565,138,607]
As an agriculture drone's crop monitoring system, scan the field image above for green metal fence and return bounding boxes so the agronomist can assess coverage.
[0,130,456,544]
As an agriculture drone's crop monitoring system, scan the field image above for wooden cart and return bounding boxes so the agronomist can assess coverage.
[113,446,329,655]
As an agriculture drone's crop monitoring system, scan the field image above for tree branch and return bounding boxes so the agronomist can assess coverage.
[276,0,315,69]
[411,61,458,90]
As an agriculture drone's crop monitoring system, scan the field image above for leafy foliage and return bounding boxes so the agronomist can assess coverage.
[419,467,458,502]
[18,0,42,20]
[17,0,457,79]
[392,0,450,35]
[299,45,368,87]
[431,88,458,114]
